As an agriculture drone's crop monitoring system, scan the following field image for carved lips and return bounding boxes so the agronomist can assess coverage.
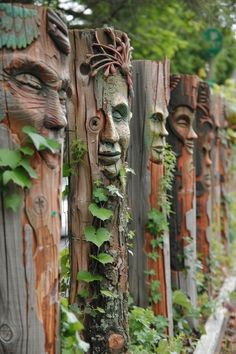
[98,142,122,178]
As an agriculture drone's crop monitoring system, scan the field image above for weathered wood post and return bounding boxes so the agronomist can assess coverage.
[0,4,70,353]
[219,102,230,253]
[68,28,132,353]
[128,59,173,333]
[195,82,214,276]
[211,94,222,242]
[166,75,199,321]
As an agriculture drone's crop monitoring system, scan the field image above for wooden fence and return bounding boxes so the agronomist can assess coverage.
[0,4,233,353]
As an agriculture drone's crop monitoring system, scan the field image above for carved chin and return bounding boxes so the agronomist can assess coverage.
[40,150,60,169]
[101,160,122,179]
[150,149,163,164]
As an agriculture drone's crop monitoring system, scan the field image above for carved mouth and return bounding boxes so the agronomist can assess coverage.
[152,146,163,153]
[204,174,211,187]
[98,152,121,165]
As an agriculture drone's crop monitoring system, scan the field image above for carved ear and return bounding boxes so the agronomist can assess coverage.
[47,9,70,55]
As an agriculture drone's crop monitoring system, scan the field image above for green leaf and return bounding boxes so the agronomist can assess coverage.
[77,271,103,282]
[95,307,105,313]
[20,146,34,156]
[100,289,115,298]
[91,253,113,264]
[84,226,111,247]
[4,193,22,211]
[107,184,123,198]
[93,187,108,202]
[19,158,37,178]
[0,149,21,169]
[3,167,31,188]
[172,290,192,312]
[88,203,113,221]
[22,126,60,153]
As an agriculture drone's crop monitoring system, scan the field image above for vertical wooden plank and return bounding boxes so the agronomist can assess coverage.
[211,94,222,242]
[128,60,173,333]
[195,82,214,278]
[0,5,70,353]
[68,29,132,353]
[166,75,199,328]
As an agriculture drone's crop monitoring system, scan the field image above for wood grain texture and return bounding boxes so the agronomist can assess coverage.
[0,5,70,353]
[167,75,198,327]
[128,60,173,333]
[68,29,132,353]
[195,82,213,276]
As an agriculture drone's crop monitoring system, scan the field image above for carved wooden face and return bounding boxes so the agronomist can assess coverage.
[196,123,213,190]
[1,8,70,168]
[98,75,130,179]
[147,110,168,163]
[171,106,197,154]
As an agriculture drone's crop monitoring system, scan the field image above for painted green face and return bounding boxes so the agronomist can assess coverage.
[98,75,130,179]
[147,110,168,163]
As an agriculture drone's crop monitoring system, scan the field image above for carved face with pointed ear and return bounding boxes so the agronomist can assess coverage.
[97,74,131,179]
[1,7,70,168]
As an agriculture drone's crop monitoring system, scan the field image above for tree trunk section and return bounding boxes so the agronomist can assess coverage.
[68,28,132,353]
[0,5,70,353]
[167,75,199,328]
[128,60,173,334]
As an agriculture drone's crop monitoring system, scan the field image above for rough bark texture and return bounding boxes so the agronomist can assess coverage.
[128,60,173,333]
[68,28,132,353]
[0,5,70,353]
[166,75,199,327]
[195,82,213,275]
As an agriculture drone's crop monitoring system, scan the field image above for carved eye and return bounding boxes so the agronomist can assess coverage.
[14,73,42,90]
[150,113,163,122]
[112,104,128,122]
[176,115,190,127]
[89,116,101,131]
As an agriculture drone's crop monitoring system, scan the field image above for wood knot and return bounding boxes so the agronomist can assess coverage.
[0,324,13,342]
[108,333,125,352]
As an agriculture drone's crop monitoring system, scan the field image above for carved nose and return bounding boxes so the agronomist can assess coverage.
[187,127,198,140]
[44,114,67,131]
[160,122,168,137]
[101,114,119,143]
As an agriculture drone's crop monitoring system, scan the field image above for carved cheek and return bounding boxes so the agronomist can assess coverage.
[117,121,130,156]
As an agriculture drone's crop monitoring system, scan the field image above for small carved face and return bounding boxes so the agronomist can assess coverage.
[171,106,197,154]
[147,111,168,163]
[98,75,130,179]
[197,126,213,190]
[3,55,70,167]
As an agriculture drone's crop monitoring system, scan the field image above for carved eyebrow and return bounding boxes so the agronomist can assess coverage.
[4,56,59,83]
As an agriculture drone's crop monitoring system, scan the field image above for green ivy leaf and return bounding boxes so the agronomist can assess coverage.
[19,158,37,178]
[172,290,193,312]
[100,289,115,298]
[90,253,113,264]
[77,271,103,282]
[84,226,111,247]
[0,149,21,169]
[95,307,105,313]
[93,187,108,202]
[20,146,34,156]
[107,184,123,198]
[22,126,60,153]
[88,203,113,221]
[4,193,22,211]
[3,167,31,188]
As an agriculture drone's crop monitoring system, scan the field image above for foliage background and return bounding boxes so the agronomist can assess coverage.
[37,0,236,84]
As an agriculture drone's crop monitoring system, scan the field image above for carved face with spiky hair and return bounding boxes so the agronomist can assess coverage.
[88,28,132,179]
